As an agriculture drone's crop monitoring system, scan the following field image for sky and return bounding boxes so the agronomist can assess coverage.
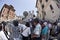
[0,0,37,16]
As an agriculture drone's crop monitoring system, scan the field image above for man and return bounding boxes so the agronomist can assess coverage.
[41,22,49,40]
[0,23,8,40]
[7,20,21,40]
[21,22,31,40]
[31,18,42,40]
[57,23,60,40]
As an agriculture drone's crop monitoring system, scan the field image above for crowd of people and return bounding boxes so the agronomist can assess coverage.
[0,18,60,40]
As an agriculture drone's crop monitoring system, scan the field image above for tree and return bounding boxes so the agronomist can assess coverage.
[23,11,28,18]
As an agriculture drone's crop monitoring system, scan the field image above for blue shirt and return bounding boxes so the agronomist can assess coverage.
[42,26,48,35]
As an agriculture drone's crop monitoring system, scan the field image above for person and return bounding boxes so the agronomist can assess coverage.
[48,22,52,40]
[31,18,42,40]
[57,23,60,40]
[8,20,21,40]
[18,23,27,33]
[41,22,49,40]
[2,21,8,38]
[5,22,15,40]
[48,23,52,29]
[18,20,27,40]
[0,23,8,40]
[21,22,31,40]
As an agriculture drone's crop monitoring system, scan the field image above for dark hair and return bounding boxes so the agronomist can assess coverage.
[33,18,39,24]
[13,20,19,26]
[0,23,2,31]
[2,21,6,27]
[53,22,57,25]
[33,15,35,17]
[25,22,30,27]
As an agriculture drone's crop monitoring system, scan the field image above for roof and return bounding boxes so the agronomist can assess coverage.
[0,4,10,14]
[9,5,15,11]
[3,4,10,9]
[0,11,1,13]
[36,0,38,8]
[0,11,1,17]
[0,4,15,14]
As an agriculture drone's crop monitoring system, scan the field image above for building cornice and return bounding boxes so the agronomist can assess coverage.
[36,0,38,8]
[9,5,15,11]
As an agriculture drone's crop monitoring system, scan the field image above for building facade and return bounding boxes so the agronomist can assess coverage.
[36,0,60,23]
[0,4,15,21]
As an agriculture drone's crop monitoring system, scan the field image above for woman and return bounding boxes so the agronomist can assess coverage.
[22,22,31,40]
[0,23,8,40]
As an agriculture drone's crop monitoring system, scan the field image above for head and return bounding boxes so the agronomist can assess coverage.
[42,23,45,29]
[53,22,57,26]
[0,23,2,31]
[25,22,30,27]
[33,18,39,26]
[33,15,35,17]
[2,21,6,26]
[39,21,43,25]
[30,20,35,28]
[13,20,19,26]
[43,22,47,26]
[57,23,60,27]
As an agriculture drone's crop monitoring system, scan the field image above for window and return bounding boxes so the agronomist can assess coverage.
[6,16,8,19]
[3,9,5,13]
[50,5,53,10]
[40,0,42,3]
[44,12,46,15]
[56,4,60,8]
[46,0,48,2]
[52,11,54,13]
[40,14,41,17]
[2,15,3,17]
[42,4,44,9]
[36,11,39,13]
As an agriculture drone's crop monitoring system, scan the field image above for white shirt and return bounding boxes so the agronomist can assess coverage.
[57,23,60,26]
[19,24,27,31]
[22,27,31,37]
[33,23,42,37]
[0,31,8,40]
[48,23,52,29]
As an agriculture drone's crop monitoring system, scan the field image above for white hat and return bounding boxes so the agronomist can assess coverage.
[57,23,60,26]
[43,22,47,26]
